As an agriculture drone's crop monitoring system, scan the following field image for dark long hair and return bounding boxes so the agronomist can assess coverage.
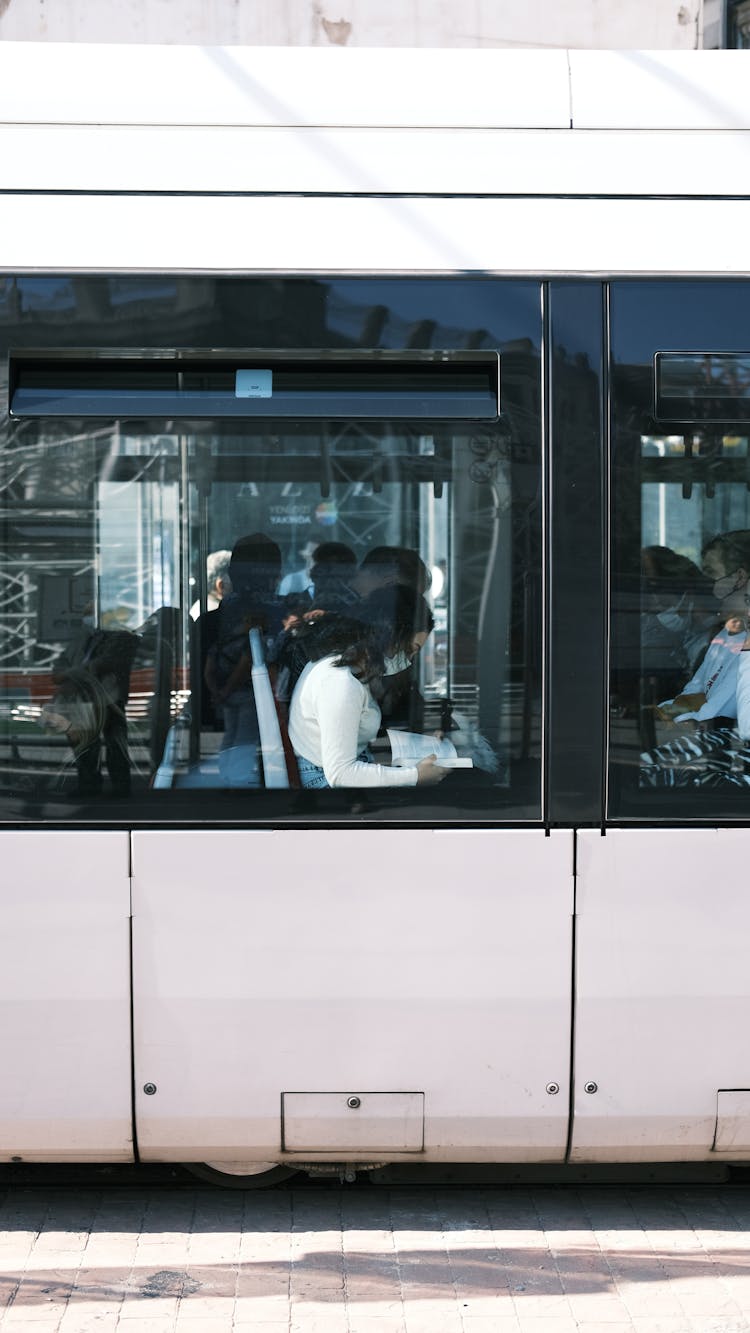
[298,587,434,685]
[357,585,434,656]
[302,613,383,682]
[311,586,434,682]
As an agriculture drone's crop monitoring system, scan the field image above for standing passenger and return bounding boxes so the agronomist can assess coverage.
[206,534,282,786]
[190,550,233,732]
[189,549,232,621]
[279,540,318,596]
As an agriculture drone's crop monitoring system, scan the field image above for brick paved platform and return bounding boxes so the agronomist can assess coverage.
[2,1176,750,1332]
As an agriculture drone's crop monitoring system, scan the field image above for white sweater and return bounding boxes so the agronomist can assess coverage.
[288,656,418,788]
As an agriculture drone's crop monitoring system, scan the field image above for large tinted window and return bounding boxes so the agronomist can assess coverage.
[0,276,543,823]
[609,281,750,818]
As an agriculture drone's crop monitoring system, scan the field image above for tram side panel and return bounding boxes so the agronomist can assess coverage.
[577,279,750,1160]
[572,828,750,1162]
[0,831,133,1161]
[131,828,573,1166]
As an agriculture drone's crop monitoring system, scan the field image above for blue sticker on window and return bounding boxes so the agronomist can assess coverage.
[235,369,272,398]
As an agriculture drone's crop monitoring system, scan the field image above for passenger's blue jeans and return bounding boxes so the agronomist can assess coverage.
[295,749,373,789]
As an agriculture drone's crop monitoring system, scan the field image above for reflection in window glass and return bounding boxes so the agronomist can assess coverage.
[0,413,541,821]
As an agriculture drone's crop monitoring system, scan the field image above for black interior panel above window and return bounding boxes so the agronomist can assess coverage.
[9,351,500,421]
[655,352,750,423]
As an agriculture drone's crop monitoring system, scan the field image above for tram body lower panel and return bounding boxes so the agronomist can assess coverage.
[3,826,749,1166]
[572,829,750,1163]
[0,831,132,1162]
[131,829,573,1164]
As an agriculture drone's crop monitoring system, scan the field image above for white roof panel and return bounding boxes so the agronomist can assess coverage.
[3,46,749,135]
[0,42,571,129]
[570,50,750,130]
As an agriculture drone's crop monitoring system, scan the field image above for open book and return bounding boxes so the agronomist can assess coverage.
[387,729,473,769]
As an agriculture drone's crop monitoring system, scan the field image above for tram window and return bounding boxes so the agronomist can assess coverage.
[609,284,750,816]
[0,411,542,823]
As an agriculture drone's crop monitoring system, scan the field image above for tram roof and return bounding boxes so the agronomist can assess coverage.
[2,45,750,270]
[0,44,748,132]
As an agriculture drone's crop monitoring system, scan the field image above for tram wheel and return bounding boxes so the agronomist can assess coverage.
[185,1161,297,1189]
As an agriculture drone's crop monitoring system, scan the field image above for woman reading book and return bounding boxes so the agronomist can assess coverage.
[288,587,447,790]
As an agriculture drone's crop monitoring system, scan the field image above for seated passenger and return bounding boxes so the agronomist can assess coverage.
[641,531,750,787]
[731,540,750,738]
[641,545,715,689]
[737,641,750,739]
[653,531,750,725]
[288,587,446,790]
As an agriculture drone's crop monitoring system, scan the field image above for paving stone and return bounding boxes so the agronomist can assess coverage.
[2,1179,750,1330]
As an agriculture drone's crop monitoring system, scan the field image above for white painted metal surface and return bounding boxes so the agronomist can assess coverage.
[4,125,750,196]
[3,46,748,277]
[3,46,743,137]
[573,829,750,1162]
[0,44,571,129]
[281,1092,425,1152]
[5,195,750,275]
[131,829,572,1164]
[570,50,750,128]
[5,44,750,1170]
[0,832,132,1161]
[714,1091,750,1152]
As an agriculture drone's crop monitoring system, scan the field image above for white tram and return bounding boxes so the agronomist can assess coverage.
[3,44,750,1183]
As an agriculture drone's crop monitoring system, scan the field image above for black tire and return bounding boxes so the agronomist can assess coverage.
[184,1162,297,1189]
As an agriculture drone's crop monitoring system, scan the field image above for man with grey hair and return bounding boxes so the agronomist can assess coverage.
[189,549,232,621]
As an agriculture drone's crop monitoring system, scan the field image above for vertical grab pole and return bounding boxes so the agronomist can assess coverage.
[249,628,290,789]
